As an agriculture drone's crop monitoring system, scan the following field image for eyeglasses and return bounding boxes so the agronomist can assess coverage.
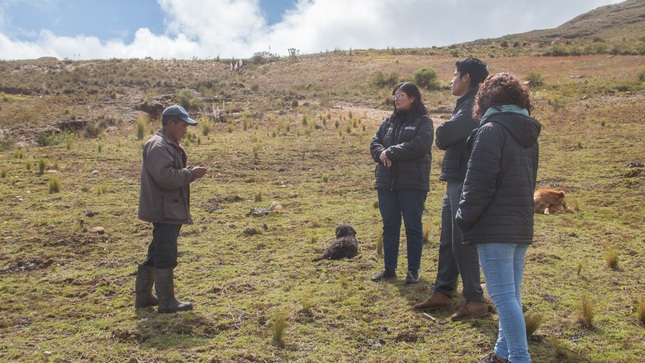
[392,93,407,101]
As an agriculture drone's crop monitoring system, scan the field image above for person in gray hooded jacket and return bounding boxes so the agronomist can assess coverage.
[135,105,207,313]
[456,73,541,363]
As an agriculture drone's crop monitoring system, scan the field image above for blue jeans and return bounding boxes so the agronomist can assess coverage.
[434,180,484,301]
[142,223,182,269]
[377,188,427,271]
[477,243,531,363]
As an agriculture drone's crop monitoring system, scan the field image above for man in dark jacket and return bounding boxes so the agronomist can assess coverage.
[414,58,490,321]
[135,105,207,313]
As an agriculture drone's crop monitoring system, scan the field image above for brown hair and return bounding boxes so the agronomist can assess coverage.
[473,72,533,120]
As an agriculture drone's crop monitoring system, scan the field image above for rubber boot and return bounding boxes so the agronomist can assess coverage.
[135,264,158,308]
[154,268,193,313]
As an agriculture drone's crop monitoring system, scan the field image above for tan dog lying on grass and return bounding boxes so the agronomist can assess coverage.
[534,189,574,214]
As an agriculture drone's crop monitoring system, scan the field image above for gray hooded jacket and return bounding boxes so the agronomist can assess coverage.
[456,112,541,245]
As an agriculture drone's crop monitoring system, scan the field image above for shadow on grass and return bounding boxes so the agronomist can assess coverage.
[134,309,216,350]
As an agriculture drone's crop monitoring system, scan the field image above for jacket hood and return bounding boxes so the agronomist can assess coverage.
[485,112,541,148]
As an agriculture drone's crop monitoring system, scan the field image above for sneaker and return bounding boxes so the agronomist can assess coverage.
[450,300,489,321]
[371,269,397,282]
[405,270,419,284]
[413,292,452,310]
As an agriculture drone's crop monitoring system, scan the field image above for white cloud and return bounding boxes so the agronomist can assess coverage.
[0,0,627,60]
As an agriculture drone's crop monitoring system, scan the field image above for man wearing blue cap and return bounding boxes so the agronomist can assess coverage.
[135,105,207,313]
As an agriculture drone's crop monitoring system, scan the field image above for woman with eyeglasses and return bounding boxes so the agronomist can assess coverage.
[369,82,434,284]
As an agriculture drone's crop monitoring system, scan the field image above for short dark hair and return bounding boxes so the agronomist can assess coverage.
[473,72,533,120]
[161,115,181,126]
[455,58,489,87]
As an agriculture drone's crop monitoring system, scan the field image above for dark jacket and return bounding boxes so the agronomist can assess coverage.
[370,111,434,191]
[138,129,195,224]
[435,87,479,181]
[455,112,541,245]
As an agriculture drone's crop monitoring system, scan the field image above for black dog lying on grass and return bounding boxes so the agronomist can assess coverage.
[313,224,359,261]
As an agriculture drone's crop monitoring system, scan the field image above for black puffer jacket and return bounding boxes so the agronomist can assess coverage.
[370,111,434,191]
[435,87,479,181]
[455,112,541,245]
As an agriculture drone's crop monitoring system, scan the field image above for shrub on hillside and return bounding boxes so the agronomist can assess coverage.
[177,88,200,110]
[413,67,441,91]
[36,131,77,147]
[371,71,399,88]
[638,69,645,83]
[525,72,545,88]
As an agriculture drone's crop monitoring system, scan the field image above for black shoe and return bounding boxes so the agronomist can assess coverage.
[371,269,397,282]
[405,270,419,284]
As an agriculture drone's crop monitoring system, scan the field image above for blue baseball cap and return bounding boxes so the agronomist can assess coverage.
[161,105,198,125]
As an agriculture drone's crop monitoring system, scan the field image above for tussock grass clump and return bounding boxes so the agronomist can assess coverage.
[524,312,543,337]
[201,119,211,136]
[548,337,572,360]
[578,293,594,329]
[97,184,108,196]
[272,310,289,347]
[604,249,619,270]
[309,232,318,244]
[37,158,46,174]
[13,149,23,158]
[577,260,585,276]
[1,166,7,178]
[48,177,61,194]
[25,159,32,171]
[376,234,383,256]
[254,192,262,202]
[300,294,314,314]
[423,227,431,244]
[0,133,15,151]
[134,115,147,140]
[637,299,645,326]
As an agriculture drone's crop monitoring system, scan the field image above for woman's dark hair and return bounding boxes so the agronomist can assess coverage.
[473,72,533,120]
[392,82,428,119]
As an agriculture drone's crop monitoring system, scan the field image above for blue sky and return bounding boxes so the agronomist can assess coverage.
[0,0,626,60]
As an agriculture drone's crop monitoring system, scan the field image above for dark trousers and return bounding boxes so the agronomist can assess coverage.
[142,222,182,269]
[377,188,427,271]
[434,180,485,301]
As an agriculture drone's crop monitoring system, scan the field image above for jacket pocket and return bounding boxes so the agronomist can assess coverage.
[163,191,187,220]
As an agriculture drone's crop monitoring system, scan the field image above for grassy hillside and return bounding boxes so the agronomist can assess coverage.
[1,3,644,362]
[467,0,645,57]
